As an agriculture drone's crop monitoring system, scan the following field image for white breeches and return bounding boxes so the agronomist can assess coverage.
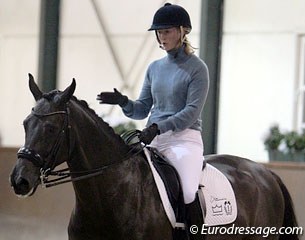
[149,129,204,204]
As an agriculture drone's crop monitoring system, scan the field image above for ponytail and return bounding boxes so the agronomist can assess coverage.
[180,26,196,55]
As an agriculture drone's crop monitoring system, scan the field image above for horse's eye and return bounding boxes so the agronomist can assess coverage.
[44,122,57,134]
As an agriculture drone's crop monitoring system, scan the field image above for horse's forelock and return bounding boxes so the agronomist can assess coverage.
[42,90,61,101]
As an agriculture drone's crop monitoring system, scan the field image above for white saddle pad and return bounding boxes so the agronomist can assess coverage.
[198,163,237,226]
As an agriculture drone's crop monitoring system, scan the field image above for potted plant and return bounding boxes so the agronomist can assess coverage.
[264,125,286,161]
[264,125,305,162]
[284,130,305,162]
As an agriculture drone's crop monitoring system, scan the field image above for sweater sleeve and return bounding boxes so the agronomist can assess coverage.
[121,67,153,120]
[157,63,209,133]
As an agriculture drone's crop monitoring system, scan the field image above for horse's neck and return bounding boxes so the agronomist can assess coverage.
[65,104,162,230]
[68,102,128,170]
[64,102,161,227]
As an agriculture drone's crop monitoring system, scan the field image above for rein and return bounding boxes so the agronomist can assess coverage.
[40,145,144,188]
[18,106,144,188]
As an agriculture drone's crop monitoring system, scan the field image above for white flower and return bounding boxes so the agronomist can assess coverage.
[278,140,288,153]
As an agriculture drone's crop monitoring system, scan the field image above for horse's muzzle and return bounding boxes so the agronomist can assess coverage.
[10,158,40,197]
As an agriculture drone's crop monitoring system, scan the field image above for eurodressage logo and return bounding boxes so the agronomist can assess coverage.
[210,196,233,216]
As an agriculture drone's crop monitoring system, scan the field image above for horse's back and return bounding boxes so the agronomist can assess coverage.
[205,154,285,229]
[205,154,279,186]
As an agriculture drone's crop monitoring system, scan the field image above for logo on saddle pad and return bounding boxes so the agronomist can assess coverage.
[210,197,233,216]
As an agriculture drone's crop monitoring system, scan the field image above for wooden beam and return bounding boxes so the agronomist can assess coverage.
[200,0,223,154]
[38,0,61,92]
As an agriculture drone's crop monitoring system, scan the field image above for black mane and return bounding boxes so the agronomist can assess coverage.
[69,95,130,152]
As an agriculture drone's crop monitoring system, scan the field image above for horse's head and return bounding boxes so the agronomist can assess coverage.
[10,74,76,197]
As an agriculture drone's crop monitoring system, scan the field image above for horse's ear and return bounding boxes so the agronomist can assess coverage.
[28,73,43,101]
[58,78,76,104]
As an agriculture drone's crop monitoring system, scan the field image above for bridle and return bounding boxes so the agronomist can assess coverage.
[17,105,144,188]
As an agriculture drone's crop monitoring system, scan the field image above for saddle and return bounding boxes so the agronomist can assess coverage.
[149,147,185,226]
[147,150,238,229]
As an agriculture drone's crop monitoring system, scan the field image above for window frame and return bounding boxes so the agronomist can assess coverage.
[297,36,305,130]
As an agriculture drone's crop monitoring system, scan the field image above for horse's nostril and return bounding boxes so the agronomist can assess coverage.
[17,177,30,188]
[15,177,31,195]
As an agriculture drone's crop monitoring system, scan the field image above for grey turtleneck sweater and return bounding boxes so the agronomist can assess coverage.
[122,45,209,134]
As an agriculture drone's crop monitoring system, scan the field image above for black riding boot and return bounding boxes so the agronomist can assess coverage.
[185,195,204,240]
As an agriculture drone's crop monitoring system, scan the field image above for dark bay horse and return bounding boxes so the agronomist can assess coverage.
[10,75,300,240]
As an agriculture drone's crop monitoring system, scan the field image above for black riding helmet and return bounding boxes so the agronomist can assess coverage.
[148,3,192,31]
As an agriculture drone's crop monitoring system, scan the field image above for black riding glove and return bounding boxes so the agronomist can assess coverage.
[97,88,128,107]
[139,123,160,145]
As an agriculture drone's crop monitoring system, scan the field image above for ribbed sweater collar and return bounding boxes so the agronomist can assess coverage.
[166,44,190,63]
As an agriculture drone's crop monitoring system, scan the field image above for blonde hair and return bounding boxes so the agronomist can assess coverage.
[179,26,195,55]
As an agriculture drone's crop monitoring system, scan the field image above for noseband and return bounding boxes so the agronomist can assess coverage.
[17,106,144,188]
